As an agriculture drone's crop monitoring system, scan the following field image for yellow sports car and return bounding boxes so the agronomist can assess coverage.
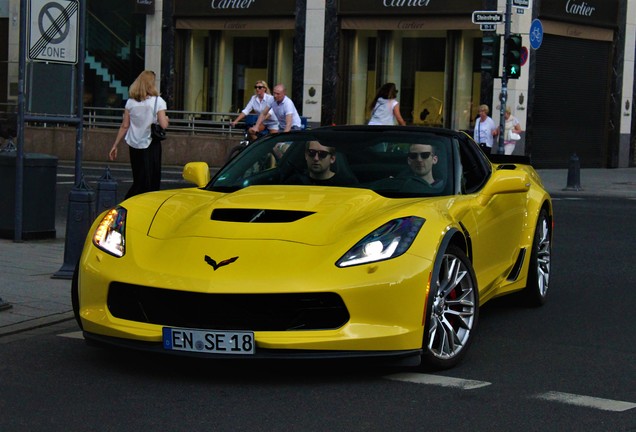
[73,125,552,369]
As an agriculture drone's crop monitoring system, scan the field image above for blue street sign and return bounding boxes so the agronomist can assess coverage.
[530,19,543,50]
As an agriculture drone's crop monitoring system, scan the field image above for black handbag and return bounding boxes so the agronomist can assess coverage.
[151,96,167,141]
[151,123,166,141]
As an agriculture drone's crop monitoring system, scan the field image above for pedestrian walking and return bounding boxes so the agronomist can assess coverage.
[368,82,406,126]
[109,70,169,199]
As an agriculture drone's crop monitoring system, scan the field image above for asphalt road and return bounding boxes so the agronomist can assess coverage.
[1,190,635,431]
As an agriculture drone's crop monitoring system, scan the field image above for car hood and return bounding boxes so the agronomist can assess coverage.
[146,186,429,246]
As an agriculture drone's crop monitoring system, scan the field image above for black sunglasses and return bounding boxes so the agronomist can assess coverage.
[306,149,332,159]
[254,85,266,89]
[408,152,432,160]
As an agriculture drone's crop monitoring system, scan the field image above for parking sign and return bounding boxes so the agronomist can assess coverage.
[28,0,79,64]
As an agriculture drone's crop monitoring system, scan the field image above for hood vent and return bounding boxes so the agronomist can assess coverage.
[211,208,315,223]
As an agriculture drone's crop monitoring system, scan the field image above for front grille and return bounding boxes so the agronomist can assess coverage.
[107,282,350,331]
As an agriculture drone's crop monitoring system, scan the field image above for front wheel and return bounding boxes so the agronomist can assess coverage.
[522,209,551,306]
[421,245,479,370]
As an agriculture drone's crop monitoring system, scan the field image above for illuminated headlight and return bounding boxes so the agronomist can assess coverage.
[93,207,127,257]
[336,216,425,267]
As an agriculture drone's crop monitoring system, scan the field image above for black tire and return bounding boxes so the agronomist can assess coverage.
[421,245,479,370]
[71,263,83,330]
[522,208,551,307]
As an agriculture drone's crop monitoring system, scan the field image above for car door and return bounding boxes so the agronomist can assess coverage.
[452,136,527,298]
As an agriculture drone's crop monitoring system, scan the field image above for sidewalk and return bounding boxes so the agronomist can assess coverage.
[1,167,635,336]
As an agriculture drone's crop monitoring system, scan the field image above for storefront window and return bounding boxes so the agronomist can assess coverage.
[232,37,268,112]
[401,37,446,127]
[178,29,293,115]
[344,28,480,131]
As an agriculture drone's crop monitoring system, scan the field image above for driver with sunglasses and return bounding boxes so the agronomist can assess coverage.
[405,143,440,186]
[285,141,351,186]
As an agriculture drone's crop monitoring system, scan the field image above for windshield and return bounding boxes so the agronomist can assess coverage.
[210,127,456,198]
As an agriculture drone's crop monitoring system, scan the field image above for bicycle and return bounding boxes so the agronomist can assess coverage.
[225,114,310,163]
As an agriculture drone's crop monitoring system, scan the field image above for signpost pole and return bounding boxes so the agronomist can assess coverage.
[54,0,94,280]
[497,0,512,154]
[14,0,28,242]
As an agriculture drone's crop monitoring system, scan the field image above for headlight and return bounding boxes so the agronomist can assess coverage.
[93,207,127,257]
[336,216,425,267]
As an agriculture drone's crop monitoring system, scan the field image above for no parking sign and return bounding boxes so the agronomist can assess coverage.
[28,0,79,64]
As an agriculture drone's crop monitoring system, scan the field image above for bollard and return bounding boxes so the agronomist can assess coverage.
[53,177,96,279]
[0,296,12,311]
[563,153,583,191]
[96,166,118,214]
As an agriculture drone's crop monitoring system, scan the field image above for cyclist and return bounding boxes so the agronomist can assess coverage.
[252,83,302,134]
[231,80,279,141]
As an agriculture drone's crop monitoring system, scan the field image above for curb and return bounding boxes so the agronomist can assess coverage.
[0,311,75,337]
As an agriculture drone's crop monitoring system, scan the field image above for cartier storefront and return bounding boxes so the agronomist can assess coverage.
[334,0,486,131]
[171,0,299,115]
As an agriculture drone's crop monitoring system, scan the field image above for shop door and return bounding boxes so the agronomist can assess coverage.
[531,34,611,168]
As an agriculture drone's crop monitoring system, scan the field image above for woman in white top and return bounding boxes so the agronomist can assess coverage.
[503,106,522,155]
[473,104,498,155]
[109,70,169,199]
[231,80,278,141]
[368,82,406,126]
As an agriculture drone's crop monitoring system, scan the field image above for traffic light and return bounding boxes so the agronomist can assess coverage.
[481,33,501,77]
[506,34,522,79]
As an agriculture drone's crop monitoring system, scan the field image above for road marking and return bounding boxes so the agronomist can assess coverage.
[57,331,84,339]
[535,391,636,412]
[551,197,585,201]
[385,373,491,390]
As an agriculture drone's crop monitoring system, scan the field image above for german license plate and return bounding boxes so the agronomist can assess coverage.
[162,327,255,355]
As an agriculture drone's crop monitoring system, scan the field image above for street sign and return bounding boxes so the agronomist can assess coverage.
[28,0,79,64]
[513,0,529,8]
[520,46,529,66]
[530,19,544,50]
[472,11,504,25]
[480,24,497,32]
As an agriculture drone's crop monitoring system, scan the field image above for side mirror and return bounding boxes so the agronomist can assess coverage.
[183,162,210,187]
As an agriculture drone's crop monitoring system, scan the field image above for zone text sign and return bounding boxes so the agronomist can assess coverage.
[28,0,79,64]
[472,10,504,24]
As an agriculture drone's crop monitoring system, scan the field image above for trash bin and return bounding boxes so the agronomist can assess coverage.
[0,152,57,239]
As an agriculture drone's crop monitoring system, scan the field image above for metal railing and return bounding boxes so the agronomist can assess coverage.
[0,103,245,137]
[1,103,310,136]
[83,107,243,136]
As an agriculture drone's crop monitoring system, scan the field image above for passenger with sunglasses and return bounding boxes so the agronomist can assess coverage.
[405,143,440,186]
[231,80,279,141]
[285,141,351,186]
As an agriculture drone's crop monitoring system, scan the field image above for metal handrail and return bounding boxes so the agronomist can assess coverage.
[83,107,244,136]
[0,104,311,136]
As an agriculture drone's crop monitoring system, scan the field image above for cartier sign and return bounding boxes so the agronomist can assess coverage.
[174,0,296,16]
[540,0,617,27]
[338,0,478,15]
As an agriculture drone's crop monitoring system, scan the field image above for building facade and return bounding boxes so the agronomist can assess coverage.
[2,0,635,168]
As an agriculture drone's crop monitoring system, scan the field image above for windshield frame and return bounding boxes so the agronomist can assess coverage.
[207,126,459,198]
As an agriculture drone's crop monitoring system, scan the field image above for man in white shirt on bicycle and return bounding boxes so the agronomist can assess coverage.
[253,83,302,134]
[231,80,279,141]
